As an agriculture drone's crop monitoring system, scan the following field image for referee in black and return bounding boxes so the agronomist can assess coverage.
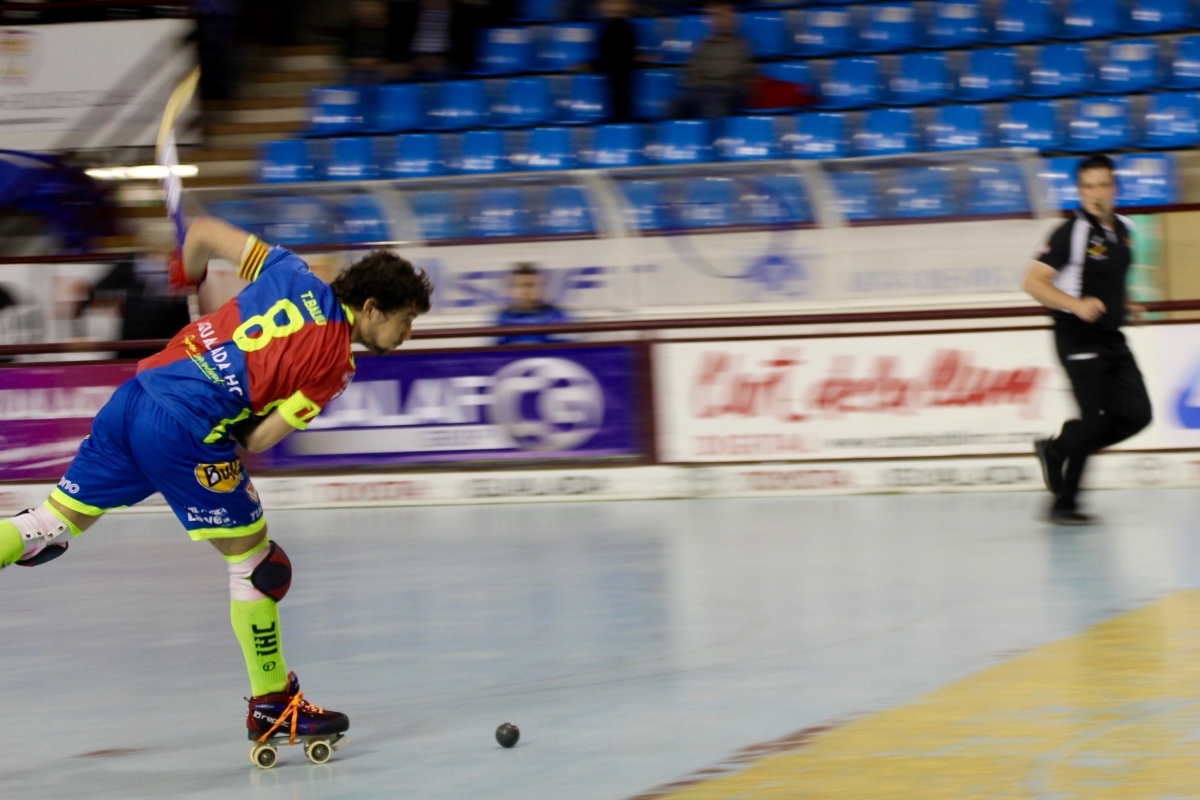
[1024,154,1152,525]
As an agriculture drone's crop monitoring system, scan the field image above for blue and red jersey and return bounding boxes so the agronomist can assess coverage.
[137,240,356,444]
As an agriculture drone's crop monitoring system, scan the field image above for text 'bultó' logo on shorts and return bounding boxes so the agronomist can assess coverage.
[195,460,242,493]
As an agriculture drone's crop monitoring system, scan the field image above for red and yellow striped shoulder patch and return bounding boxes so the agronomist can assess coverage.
[238,237,271,282]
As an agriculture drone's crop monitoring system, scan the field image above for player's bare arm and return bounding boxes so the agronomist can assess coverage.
[181,215,255,284]
[1023,261,1106,323]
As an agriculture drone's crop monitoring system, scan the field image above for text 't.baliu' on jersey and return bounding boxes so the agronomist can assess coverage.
[136,239,357,445]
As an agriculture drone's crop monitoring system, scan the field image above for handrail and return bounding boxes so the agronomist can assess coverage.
[3,299,1198,358]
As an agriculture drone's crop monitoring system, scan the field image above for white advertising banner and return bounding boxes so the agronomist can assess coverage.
[0,20,196,150]
[655,326,1186,463]
[403,217,1055,321]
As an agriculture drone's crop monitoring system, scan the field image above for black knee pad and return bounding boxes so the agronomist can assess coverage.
[250,541,292,602]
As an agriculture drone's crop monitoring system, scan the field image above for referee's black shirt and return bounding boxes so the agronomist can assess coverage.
[1034,209,1134,345]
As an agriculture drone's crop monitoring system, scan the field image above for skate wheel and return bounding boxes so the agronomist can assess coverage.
[305,740,332,765]
[251,743,278,769]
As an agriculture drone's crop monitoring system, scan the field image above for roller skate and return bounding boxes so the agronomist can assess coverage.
[14,509,68,567]
[246,671,348,768]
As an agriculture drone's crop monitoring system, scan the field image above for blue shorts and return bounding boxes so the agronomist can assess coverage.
[53,378,265,541]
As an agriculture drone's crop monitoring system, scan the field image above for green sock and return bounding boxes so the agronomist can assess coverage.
[0,520,23,568]
[230,598,289,696]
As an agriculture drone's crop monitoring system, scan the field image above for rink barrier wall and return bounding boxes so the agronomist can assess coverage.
[2,307,1200,501]
[1,450,1199,515]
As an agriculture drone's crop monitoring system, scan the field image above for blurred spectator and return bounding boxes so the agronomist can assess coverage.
[593,0,637,122]
[390,0,454,78]
[673,0,752,119]
[390,0,501,77]
[495,263,569,346]
[194,0,240,101]
[78,230,191,359]
[346,0,391,82]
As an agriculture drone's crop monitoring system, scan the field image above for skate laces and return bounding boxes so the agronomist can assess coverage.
[255,691,325,746]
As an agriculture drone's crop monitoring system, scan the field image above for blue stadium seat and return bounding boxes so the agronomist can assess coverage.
[1039,157,1081,210]
[1066,97,1131,151]
[410,191,461,240]
[388,133,445,177]
[1168,36,1200,89]
[1024,44,1091,98]
[634,70,680,120]
[827,171,880,221]
[956,48,1019,101]
[1141,92,1200,148]
[660,16,710,65]
[719,116,777,160]
[924,0,985,48]
[677,177,736,229]
[988,0,1052,43]
[759,62,813,111]
[517,0,562,23]
[855,108,917,155]
[1060,0,1120,39]
[889,167,954,218]
[741,11,787,58]
[308,86,367,135]
[590,123,645,166]
[479,27,535,74]
[339,195,389,244]
[492,77,554,127]
[524,127,575,169]
[789,7,852,56]
[430,81,488,129]
[785,112,848,158]
[459,129,509,173]
[556,74,609,125]
[1098,40,1160,94]
[887,53,951,105]
[541,185,595,235]
[536,23,598,72]
[472,187,529,237]
[819,57,882,108]
[926,104,989,150]
[583,124,643,166]
[619,180,666,231]
[652,119,712,163]
[742,175,813,225]
[1115,153,1178,206]
[268,197,329,245]
[997,100,1062,149]
[372,83,423,132]
[858,3,919,53]
[260,139,313,183]
[208,200,262,236]
[633,17,660,57]
[326,137,377,181]
[966,162,1031,215]
[1123,0,1189,33]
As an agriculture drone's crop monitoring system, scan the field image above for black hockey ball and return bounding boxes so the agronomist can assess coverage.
[496,722,520,748]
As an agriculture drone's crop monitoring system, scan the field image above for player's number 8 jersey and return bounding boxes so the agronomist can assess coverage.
[137,240,356,445]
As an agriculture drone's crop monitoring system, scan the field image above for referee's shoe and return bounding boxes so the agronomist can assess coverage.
[1035,439,1094,525]
[1034,438,1064,496]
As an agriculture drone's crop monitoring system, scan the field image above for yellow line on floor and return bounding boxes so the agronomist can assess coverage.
[656,590,1200,800]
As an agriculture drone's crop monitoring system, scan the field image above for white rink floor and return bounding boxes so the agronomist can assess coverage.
[2,489,1199,800]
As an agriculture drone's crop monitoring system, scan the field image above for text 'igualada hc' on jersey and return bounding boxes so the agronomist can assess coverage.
[136,238,357,444]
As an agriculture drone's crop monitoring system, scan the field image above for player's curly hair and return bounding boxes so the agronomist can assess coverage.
[331,250,433,314]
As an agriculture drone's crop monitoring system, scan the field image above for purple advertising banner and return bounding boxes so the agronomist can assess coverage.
[254,345,647,469]
[0,363,136,482]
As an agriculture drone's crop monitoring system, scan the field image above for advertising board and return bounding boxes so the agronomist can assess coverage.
[253,344,648,469]
[0,362,135,481]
